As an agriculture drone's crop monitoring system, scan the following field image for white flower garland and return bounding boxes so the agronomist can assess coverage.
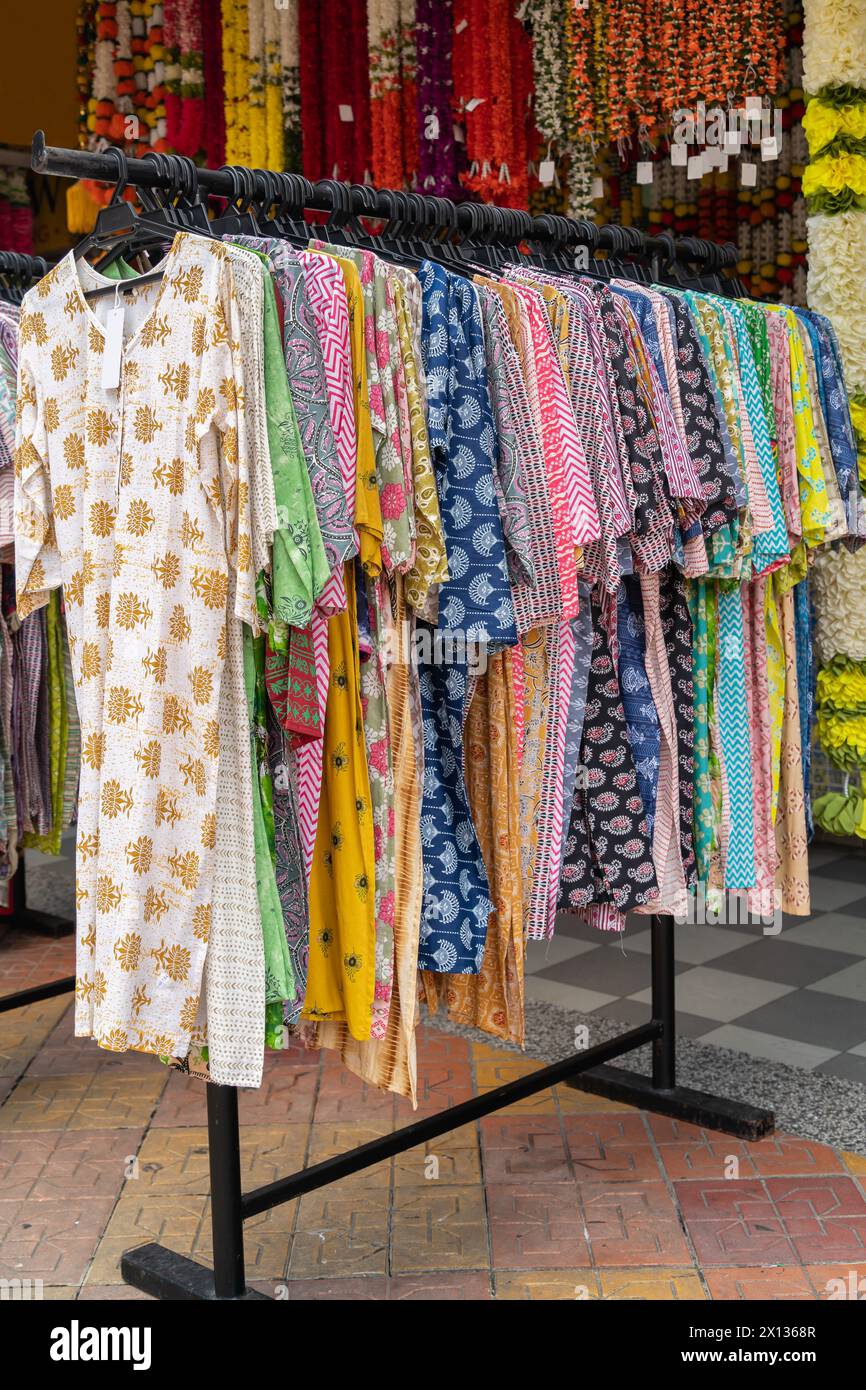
[802,0,866,93]
[808,209,866,395]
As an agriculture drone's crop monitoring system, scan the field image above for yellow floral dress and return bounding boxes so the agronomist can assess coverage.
[302,575,376,1039]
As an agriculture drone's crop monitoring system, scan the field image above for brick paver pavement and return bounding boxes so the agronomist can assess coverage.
[1,925,865,1300]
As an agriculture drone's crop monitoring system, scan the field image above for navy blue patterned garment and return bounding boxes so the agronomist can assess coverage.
[617,578,660,836]
[416,262,518,974]
[794,578,814,838]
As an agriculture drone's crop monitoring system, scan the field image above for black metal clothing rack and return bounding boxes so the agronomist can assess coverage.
[26,133,773,1301]
[0,858,76,1016]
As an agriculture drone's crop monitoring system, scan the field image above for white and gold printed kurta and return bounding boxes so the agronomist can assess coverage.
[14,232,259,1059]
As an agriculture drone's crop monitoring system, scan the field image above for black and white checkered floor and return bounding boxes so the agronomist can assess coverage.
[527,844,866,1083]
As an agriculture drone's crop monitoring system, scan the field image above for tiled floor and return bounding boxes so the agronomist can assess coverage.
[1,841,865,1298]
[1,927,866,1299]
[527,845,866,1083]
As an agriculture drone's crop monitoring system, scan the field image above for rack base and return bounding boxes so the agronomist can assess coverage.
[120,1244,270,1301]
[566,1065,773,1140]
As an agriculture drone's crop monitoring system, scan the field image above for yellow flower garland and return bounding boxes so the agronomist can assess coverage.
[802,150,866,198]
[803,98,866,154]
[222,0,251,165]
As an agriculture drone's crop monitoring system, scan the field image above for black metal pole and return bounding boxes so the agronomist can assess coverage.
[29,132,737,270]
[651,913,676,1090]
[0,975,75,1014]
[205,1083,247,1299]
[242,1020,660,1217]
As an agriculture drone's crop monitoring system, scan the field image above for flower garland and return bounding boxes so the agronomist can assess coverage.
[164,0,182,146]
[263,0,284,169]
[164,0,205,156]
[415,0,460,196]
[298,0,371,183]
[279,0,302,171]
[222,0,250,164]
[369,0,406,188]
[178,0,205,155]
[247,0,267,168]
[399,1,419,184]
[813,774,866,839]
[202,0,226,165]
[0,171,34,255]
[92,1,121,140]
[453,0,535,206]
[130,0,168,150]
[805,0,866,843]
[298,0,325,180]
[78,0,98,146]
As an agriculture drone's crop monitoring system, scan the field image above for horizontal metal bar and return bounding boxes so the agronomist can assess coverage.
[29,132,735,266]
[241,1020,660,1217]
[0,975,75,1014]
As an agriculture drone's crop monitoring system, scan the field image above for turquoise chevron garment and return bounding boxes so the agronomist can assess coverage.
[720,300,789,576]
[716,584,755,888]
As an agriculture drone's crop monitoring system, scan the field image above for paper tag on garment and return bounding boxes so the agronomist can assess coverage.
[539,158,556,185]
[670,141,688,166]
[101,303,124,391]
[740,161,758,187]
[636,161,653,185]
[338,104,354,122]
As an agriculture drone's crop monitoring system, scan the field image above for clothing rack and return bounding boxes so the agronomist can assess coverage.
[0,859,76,1015]
[27,133,773,1301]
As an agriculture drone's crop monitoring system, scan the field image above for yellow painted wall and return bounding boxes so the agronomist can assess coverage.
[0,0,80,150]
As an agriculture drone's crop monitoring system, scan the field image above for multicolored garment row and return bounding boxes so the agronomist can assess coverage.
[0,299,79,889]
[11,228,858,1103]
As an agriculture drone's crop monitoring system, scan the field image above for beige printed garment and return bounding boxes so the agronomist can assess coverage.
[14,232,259,1060]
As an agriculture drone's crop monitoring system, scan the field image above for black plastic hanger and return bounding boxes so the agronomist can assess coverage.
[210,165,260,236]
[74,149,186,299]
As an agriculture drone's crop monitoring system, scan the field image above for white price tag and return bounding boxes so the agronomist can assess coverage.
[761,135,779,161]
[455,16,468,32]
[723,128,741,154]
[538,158,556,185]
[745,95,763,113]
[464,97,485,113]
[101,303,124,391]
[740,161,757,187]
[670,141,688,167]
[338,104,354,122]
[636,161,653,185]
[687,154,704,180]
[591,176,604,199]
